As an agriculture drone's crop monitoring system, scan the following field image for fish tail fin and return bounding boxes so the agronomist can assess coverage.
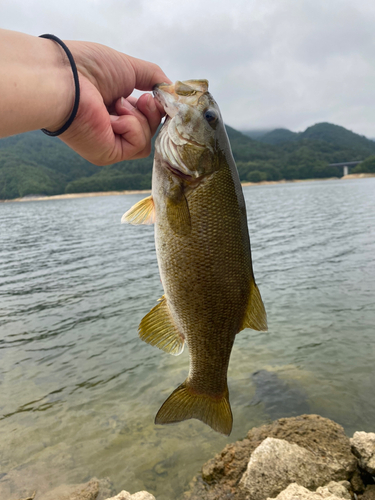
[155,380,233,435]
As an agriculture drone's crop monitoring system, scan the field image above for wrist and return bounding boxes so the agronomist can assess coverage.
[39,35,80,136]
[0,29,75,137]
[38,36,77,133]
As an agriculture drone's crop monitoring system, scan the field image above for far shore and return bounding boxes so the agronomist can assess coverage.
[2,173,374,203]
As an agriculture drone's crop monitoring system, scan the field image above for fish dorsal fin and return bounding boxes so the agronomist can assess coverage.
[138,296,185,356]
[240,280,268,332]
[121,196,155,225]
[166,195,191,236]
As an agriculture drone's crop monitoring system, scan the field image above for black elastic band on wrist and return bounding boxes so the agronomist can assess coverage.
[39,34,80,136]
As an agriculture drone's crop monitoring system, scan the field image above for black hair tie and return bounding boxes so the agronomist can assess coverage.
[39,34,80,136]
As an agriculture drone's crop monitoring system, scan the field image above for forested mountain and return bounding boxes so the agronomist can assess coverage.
[258,122,375,156]
[1,122,374,200]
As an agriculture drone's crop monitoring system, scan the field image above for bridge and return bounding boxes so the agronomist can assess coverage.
[328,161,362,176]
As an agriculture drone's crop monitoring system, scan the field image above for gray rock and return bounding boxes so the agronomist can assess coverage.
[104,491,156,500]
[240,437,343,500]
[267,482,349,500]
[351,431,375,474]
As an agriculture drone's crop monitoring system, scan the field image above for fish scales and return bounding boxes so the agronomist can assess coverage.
[122,79,267,435]
[155,165,251,395]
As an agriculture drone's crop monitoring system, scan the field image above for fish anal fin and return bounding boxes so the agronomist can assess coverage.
[166,195,191,236]
[241,280,268,332]
[155,381,233,436]
[138,296,184,356]
[121,196,155,225]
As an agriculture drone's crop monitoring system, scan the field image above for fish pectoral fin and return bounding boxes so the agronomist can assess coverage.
[138,296,184,356]
[166,195,191,236]
[240,280,268,332]
[155,381,233,436]
[121,196,155,225]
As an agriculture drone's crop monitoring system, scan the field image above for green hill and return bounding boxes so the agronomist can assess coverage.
[300,123,375,157]
[1,122,374,200]
[258,122,375,156]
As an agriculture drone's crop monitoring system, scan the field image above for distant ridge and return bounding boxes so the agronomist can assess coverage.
[252,122,375,153]
[258,128,299,144]
[1,122,375,200]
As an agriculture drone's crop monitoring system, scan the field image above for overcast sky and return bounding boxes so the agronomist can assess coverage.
[3,0,375,137]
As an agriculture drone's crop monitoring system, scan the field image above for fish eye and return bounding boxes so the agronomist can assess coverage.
[204,109,218,126]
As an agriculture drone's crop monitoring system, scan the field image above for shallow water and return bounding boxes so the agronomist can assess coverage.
[1,178,375,499]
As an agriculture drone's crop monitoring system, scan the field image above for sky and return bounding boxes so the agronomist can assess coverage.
[3,0,375,137]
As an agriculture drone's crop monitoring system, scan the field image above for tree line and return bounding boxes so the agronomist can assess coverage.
[1,122,375,200]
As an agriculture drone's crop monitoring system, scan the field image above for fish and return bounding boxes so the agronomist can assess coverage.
[122,79,267,435]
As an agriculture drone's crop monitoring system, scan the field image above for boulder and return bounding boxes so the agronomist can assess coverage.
[104,492,155,500]
[183,415,357,500]
[267,482,350,500]
[240,437,348,500]
[351,431,375,474]
[240,438,319,498]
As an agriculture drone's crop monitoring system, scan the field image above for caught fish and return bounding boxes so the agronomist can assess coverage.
[122,80,267,435]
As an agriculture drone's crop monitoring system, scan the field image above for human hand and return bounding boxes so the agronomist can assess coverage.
[58,41,171,165]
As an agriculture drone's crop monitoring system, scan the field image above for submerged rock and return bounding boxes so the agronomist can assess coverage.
[37,477,113,500]
[251,369,310,420]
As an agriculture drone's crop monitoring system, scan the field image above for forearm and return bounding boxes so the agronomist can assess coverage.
[0,29,74,137]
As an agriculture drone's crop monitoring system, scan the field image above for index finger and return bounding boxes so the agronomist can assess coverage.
[128,55,172,91]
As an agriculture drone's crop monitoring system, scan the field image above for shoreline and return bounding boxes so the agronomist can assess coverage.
[1,173,374,204]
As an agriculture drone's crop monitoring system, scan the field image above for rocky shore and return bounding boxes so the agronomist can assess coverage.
[182,415,375,500]
[11,415,375,500]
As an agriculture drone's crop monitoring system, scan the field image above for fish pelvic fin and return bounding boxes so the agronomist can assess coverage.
[138,296,185,356]
[241,279,268,332]
[121,196,155,225]
[155,381,233,436]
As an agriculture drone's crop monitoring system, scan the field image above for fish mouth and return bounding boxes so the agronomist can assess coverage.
[153,84,173,112]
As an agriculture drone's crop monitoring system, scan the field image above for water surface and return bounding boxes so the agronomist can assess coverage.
[1,178,374,499]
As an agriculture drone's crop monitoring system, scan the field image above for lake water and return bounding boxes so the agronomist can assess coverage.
[1,178,375,499]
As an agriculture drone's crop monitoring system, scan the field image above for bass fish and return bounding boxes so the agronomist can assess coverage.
[122,80,267,435]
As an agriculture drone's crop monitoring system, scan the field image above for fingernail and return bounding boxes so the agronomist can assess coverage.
[121,97,135,111]
[146,95,157,112]
[110,114,120,122]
